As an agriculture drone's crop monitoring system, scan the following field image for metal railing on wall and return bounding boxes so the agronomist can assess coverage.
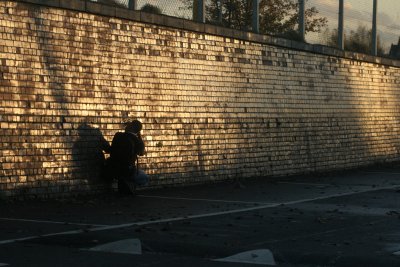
[67,1,400,59]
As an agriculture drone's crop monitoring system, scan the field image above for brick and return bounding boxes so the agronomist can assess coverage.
[2,0,400,199]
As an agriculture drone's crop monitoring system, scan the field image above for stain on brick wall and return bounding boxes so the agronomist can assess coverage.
[1,1,400,197]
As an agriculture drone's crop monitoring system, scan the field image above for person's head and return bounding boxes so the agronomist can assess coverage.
[125,120,142,134]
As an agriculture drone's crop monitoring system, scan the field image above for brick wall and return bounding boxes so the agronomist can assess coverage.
[1,0,400,197]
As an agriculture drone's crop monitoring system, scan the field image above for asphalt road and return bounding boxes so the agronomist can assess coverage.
[1,167,400,266]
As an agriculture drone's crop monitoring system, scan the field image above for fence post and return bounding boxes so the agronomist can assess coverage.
[193,0,205,23]
[218,0,224,25]
[298,0,305,41]
[338,0,344,50]
[128,0,136,10]
[252,0,259,33]
[371,0,378,56]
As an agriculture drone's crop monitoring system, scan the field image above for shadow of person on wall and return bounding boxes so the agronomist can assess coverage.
[72,124,111,192]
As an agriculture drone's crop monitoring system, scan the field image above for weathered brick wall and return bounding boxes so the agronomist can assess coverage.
[1,1,400,197]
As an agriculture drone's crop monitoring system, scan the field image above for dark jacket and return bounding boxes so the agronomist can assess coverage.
[110,131,144,166]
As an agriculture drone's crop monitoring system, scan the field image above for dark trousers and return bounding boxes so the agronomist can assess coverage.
[104,158,136,194]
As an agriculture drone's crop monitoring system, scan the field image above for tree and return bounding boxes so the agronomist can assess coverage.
[183,0,327,40]
[141,4,162,14]
[325,25,384,56]
[260,0,327,39]
[389,37,400,59]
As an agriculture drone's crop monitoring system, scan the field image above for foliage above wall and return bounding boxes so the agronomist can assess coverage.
[183,0,327,40]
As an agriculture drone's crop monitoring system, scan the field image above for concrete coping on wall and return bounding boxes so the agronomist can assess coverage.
[15,0,400,68]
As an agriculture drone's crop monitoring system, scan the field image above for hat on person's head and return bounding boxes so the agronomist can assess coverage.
[125,119,142,134]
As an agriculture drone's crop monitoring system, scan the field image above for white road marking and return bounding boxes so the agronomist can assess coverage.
[0,229,86,245]
[137,195,273,205]
[85,239,142,255]
[214,249,276,265]
[0,217,109,227]
[0,184,399,245]
[393,251,400,256]
[0,263,9,266]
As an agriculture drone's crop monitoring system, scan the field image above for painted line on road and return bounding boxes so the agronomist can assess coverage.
[0,263,9,266]
[0,217,109,228]
[0,229,87,245]
[137,195,273,205]
[214,249,276,265]
[91,184,400,231]
[1,183,399,246]
[85,238,142,255]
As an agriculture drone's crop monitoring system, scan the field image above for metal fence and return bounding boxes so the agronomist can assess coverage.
[90,1,400,58]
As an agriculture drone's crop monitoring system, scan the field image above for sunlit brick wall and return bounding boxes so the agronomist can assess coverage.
[1,1,400,197]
